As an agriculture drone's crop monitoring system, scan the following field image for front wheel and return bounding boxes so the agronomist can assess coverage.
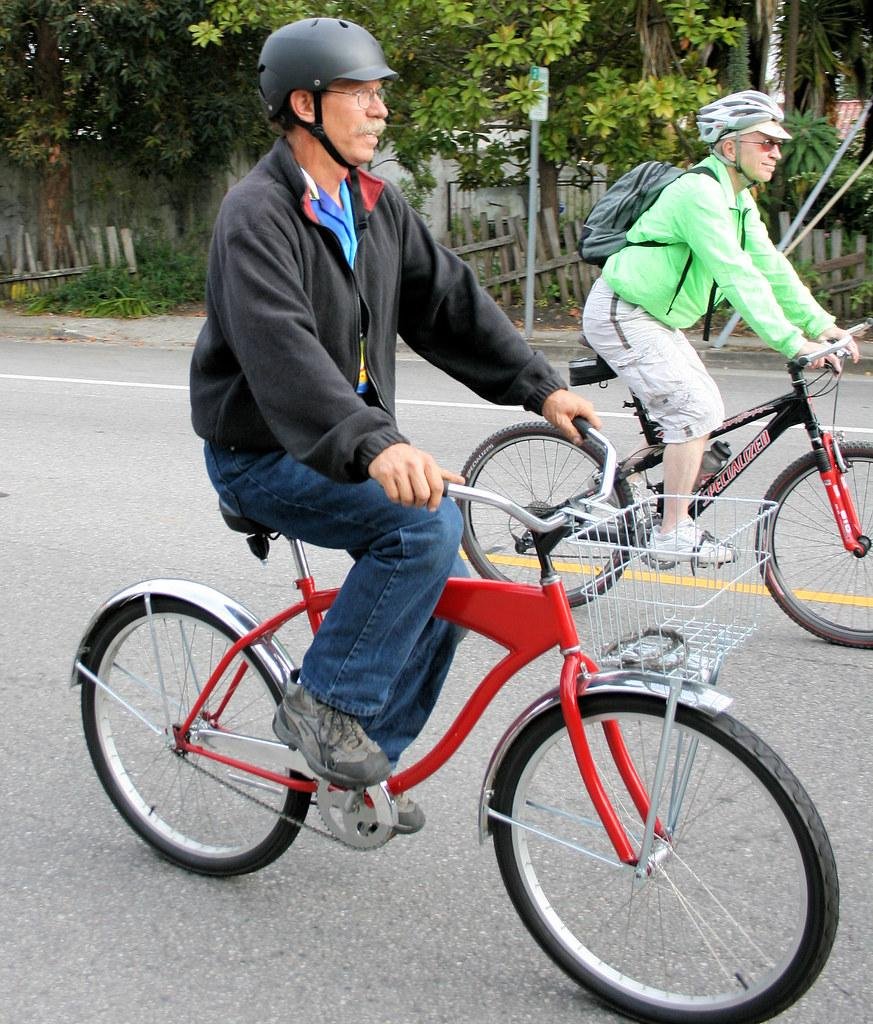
[489,693,838,1024]
[79,596,310,876]
[460,422,635,605]
[763,442,873,647]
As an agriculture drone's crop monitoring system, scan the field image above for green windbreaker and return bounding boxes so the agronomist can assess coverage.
[601,154,834,357]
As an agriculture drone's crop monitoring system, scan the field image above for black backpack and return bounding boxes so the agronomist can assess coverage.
[578,161,716,267]
[578,161,722,337]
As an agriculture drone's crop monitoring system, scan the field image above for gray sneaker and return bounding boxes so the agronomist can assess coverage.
[393,793,425,835]
[273,685,391,788]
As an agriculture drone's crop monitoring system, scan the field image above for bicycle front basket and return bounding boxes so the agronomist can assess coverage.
[575,494,776,684]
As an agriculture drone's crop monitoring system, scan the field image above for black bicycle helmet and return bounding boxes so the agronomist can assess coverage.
[258,18,396,120]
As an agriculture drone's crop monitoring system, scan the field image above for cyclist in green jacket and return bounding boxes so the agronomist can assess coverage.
[582,90,860,564]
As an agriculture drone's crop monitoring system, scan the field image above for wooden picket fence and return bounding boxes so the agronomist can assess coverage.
[449,207,870,318]
[0,225,137,300]
[778,213,869,320]
[446,207,596,308]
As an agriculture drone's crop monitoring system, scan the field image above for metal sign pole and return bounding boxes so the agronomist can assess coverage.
[524,66,549,342]
[524,120,541,342]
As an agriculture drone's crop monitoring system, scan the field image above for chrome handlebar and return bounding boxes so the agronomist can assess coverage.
[448,424,616,535]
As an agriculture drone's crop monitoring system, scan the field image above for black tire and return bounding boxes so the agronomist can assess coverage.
[490,693,838,1024]
[762,442,873,647]
[80,596,309,876]
[460,422,635,606]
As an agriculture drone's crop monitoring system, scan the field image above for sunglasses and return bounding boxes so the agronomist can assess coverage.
[740,138,783,151]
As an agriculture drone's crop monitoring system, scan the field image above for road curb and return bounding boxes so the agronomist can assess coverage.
[1,309,870,376]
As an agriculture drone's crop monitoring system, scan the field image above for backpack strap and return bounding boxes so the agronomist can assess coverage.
[699,206,748,341]
[661,165,721,337]
[701,282,718,342]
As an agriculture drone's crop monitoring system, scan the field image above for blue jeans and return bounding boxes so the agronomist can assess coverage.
[204,442,466,765]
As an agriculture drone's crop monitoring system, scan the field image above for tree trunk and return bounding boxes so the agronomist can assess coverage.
[539,158,559,219]
[34,18,72,267]
[782,0,800,115]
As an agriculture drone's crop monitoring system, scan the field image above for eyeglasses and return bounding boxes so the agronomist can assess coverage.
[323,86,389,110]
[740,138,783,151]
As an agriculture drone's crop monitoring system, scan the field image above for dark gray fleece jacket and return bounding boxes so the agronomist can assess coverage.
[190,136,566,483]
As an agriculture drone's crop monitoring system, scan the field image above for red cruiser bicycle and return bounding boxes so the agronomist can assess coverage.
[461,326,872,647]
[73,428,838,1024]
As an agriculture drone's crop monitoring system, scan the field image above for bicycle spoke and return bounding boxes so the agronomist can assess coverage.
[81,597,308,875]
[491,694,838,1022]
[765,444,873,646]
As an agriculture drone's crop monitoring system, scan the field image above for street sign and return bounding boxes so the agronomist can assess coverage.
[529,66,549,122]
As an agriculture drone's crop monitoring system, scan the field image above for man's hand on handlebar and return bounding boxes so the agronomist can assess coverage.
[799,326,861,372]
[369,443,465,511]
[541,387,602,444]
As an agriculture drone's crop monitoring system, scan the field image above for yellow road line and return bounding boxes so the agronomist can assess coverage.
[477,553,873,607]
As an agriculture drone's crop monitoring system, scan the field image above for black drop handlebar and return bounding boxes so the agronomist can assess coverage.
[790,317,871,369]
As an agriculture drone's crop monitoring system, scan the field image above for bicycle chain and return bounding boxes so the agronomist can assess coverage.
[177,748,357,849]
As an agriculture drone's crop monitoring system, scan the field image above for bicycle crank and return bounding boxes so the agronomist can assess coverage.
[316,780,398,849]
[178,750,398,850]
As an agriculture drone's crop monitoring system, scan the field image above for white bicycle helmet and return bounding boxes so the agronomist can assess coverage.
[697,90,788,146]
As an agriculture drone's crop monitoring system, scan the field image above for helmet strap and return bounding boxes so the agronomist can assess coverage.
[304,92,358,170]
[711,133,758,188]
[733,130,765,186]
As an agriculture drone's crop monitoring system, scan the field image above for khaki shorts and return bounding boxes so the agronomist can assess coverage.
[582,278,724,443]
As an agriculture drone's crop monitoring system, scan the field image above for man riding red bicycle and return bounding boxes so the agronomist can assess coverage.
[188,17,599,830]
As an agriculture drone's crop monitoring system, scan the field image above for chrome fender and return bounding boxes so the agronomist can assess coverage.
[478,670,733,843]
[71,578,298,694]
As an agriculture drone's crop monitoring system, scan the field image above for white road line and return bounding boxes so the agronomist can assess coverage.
[2,373,872,433]
[0,373,187,390]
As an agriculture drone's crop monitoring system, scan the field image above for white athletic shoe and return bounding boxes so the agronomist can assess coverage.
[646,517,736,568]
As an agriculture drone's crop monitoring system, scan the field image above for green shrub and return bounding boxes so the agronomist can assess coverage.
[24,238,207,317]
[779,111,840,183]
[820,160,873,238]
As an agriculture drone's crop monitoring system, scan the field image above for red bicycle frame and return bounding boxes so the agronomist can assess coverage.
[173,567,645,866]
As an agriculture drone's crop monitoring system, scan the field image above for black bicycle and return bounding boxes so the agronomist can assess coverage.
[460,324,873,648]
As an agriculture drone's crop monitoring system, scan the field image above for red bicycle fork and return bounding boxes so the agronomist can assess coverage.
[820,432,868,556]
[172,572,663,865]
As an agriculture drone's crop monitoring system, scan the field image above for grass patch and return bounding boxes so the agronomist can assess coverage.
[24,239,207,317]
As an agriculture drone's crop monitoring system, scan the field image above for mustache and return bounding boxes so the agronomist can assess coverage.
[356,121,387,137]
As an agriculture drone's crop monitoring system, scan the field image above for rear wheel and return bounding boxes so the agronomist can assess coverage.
[80,596,310,876]
[763,442,873,647]
[490,693,839,1024]
[460,422,635,605]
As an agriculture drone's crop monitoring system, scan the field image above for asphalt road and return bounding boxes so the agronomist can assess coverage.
[1,337,871,1024]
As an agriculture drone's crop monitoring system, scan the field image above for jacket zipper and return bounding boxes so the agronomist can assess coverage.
[311,220,385,410]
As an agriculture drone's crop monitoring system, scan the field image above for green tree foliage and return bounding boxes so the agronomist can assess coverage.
[777,0,871,116]
[192,0,745,205]
[0,1,267,257]
[825,157,873,237]
[725,21,752,92]
[780,110,841,182]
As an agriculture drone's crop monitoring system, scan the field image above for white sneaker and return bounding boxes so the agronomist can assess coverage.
[646,518,736,568]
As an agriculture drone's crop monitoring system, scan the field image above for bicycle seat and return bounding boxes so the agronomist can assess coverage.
[218,497,272,536]
[219,498,275,560]
[569,354,618,386]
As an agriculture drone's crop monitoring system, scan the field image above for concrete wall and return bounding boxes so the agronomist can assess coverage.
[1,144,537,253]
[0,148,255,253]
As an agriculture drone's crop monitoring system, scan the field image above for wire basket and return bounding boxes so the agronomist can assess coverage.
[569,495,776,685]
